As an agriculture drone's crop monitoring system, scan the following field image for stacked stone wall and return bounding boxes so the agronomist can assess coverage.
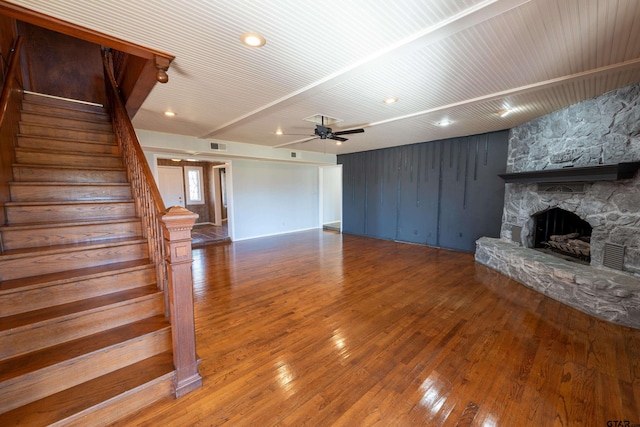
[501,83,640,275]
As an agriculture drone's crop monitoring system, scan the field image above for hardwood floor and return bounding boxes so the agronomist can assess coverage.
[115,230,640,426]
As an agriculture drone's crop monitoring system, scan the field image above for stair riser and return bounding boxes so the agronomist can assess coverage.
[10,183,131,202]
[5,202,136,224]
[21,101,110,122]
[0,242,149,281]
[17,135,119,155]
[0,329,170,414]
[13,165,127,184]
[21,112,113,132]
[0,293,164,360]
[23,93,106,114]
[57,372,174,427]
[16,149,122,168]
[0,266,156,317]
[1,221,143,251]
[19,123,113,143]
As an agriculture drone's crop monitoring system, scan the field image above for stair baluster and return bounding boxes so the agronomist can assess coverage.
[102,49,202,398]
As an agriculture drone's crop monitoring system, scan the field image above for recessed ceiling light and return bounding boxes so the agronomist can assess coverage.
[384,97,398,104]
[498,108,512,117]
[164,111,176,117]
[275,130,283,135]
[241,32,266,48]
[336,141,342,146]
[170,158,181,162]
[438,120,452,127]
[186,159,197,162]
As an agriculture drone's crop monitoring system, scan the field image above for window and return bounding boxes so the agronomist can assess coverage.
[184,166,204,204]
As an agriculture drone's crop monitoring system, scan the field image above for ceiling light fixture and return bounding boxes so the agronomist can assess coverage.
[336,141,342,146]
[498,108,512,117]
[241,32,266,48]
[170,158,181,162]
[275,130,283,135]
[164,111,176,117]
[384,97,398,104]
[438,120,452,127]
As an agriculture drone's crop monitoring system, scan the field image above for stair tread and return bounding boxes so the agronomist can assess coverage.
[22,99,109,115]
[17,134,117,146]
[23,92,106,113]
[0,236,147,259]
[21,109,111,125]
[0,285,160,332]
[14,146,121,159]
[4,199,134,206]
[0,352,174,426]
[0,315,170,382]
[0,217,141,232]
[10,181,130,187]
[12,162,124,172]
[19,121,114,136]
[0,259,154,293]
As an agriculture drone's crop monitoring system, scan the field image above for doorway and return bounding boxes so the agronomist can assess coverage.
[210,165,228,227]
[320,165,342,232]
[156,158,231,245]
[157,166,185,207]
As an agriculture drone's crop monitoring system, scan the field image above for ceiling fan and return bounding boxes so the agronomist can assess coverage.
[312,116,365,142]
[273,116,365,148]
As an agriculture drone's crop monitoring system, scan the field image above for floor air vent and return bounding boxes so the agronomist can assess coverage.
[603,242,625,271]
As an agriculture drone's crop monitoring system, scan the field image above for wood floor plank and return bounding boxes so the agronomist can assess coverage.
[110,230,640,426]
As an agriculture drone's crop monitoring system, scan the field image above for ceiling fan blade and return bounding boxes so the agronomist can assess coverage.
[334,128,364,136]
[331,135,348,142]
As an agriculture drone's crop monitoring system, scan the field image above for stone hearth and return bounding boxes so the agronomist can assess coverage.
[475,83,640,328]
[476,237,640,328]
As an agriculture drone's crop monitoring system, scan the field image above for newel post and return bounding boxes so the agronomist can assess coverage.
[161,206,203,398]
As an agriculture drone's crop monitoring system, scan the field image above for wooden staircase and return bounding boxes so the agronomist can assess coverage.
[0,93,175,426]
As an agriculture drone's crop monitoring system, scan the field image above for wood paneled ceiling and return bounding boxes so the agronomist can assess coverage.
[6,0,640,155]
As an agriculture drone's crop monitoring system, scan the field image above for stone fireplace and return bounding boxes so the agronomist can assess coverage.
[506,175,639,273]
[475,83,640,328]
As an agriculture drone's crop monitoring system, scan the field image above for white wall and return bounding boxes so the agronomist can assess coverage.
[136,129,336,165]
[232,159,320,240]
[321,165,342,224]
[137,129,335,241]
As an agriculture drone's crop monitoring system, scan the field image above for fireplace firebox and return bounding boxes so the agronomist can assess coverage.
[533,208,592,262]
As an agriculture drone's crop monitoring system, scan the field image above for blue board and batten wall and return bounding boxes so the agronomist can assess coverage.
[337,130,509,253]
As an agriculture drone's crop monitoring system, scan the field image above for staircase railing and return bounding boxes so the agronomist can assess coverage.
[0,36,23,234]
[102,49,168,292]
[102,49,202,397]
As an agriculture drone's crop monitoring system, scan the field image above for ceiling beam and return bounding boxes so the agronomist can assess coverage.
[202,0,532,139]
[369,57,640,127]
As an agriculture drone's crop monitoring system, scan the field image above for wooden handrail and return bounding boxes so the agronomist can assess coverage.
[103,48,167,298]
[103,50,167,291]
[0,36,23,228]
[102,49,202,398]
[102,51,166,214]
[0,36,22,129]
